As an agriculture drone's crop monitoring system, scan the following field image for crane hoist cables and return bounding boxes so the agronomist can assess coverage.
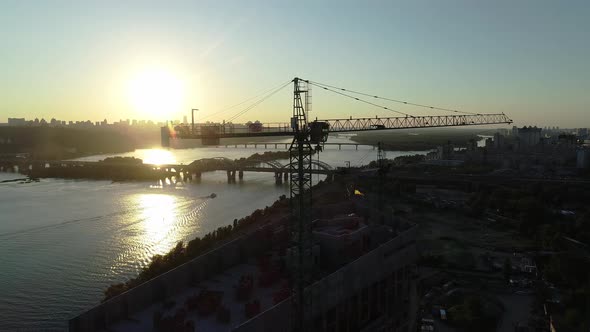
[309,80,480,116]
[200,79,293,121]
[226,80,292,122]
[308,81,414,117]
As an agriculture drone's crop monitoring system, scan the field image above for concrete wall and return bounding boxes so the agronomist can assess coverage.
[233,225,418,332]
[69,224,273,332]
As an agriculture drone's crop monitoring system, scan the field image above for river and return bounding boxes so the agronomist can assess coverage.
[0,136,426,331]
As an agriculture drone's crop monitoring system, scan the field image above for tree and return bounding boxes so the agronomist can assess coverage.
[503,257,512,283]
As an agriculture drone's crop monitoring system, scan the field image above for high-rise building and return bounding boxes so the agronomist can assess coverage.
[518,126,542,147]
[493,132,505,149]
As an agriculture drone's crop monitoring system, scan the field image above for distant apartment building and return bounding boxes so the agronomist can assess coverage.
[7,118,26,126]
[517,126,542,147]
[493,132,505,149]
[577,149,590,169]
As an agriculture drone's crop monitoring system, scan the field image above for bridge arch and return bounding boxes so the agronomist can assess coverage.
[280,160,334,172]
[237,159,284,170]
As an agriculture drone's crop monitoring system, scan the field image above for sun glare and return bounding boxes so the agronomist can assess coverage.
[141,149,177,165]
[127,68,185,120]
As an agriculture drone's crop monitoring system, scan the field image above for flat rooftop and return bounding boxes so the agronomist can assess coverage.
[312,215,367,238]
[108,260,286,332]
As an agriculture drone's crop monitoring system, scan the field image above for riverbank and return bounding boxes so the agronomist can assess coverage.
[350,128,481,150]
[103,191,293,301]
[1,151,298,182]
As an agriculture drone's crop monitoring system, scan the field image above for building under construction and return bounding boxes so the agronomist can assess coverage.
[69,178,418,332]
[69,77,511,331]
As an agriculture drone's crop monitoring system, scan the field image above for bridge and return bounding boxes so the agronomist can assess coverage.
[163,157,334,183]
[0,157,334,184]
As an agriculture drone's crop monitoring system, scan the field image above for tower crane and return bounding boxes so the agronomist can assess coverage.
[162,77,512,331]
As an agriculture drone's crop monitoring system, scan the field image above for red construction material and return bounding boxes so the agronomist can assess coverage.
[244,299,261,318]
[185,290,223,316]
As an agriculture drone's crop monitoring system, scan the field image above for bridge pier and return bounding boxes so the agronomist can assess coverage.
[338,144,341,150]
[238,170,244,180]
[227,170,236,183]
[284,172,288,181]
[274,172,283,184]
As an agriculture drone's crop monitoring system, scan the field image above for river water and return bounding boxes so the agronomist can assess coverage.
[0,136,426,331]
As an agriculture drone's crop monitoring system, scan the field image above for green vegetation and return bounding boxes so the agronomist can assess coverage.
[466,183,590,330]
[236,150,317,163]
[102,195,289,302]
[236,150,290,162]
[447,295,500,332]
[367,154,425,168]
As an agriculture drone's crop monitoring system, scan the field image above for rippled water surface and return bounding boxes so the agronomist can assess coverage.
[0,137,426,331]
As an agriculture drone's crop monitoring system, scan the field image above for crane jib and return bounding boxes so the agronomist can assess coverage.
[166,113,512,143]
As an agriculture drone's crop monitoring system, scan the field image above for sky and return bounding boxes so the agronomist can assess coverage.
[0,0,589,127]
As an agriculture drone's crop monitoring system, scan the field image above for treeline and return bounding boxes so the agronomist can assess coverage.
[98,157,143,165]
[236,151,290,163]
[350,129,481,151]
[0,127,160,159]
[367,154,425,168]
[26,163,161,181]
[103,195,289,302]
[235,150,316,163]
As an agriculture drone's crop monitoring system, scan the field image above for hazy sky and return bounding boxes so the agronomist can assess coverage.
[1,0,588,127]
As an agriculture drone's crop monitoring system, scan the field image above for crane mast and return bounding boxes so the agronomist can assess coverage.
[289,78,314,331]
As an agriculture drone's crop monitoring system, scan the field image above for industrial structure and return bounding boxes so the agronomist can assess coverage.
[63,77,514,331]
[159,77,513,331]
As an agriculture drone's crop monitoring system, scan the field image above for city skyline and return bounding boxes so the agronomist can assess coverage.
[1,1,589,127]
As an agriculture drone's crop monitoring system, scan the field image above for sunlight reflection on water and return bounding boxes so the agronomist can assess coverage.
[138,193,178,254]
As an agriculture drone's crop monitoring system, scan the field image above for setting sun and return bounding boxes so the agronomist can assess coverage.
[127,68,185,120]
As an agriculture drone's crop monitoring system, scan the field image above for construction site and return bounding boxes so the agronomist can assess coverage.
[69,175,418,332]
[69,78,513,332]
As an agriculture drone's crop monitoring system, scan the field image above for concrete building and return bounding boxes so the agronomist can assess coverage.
[518,126,542,147]
[493,132,505,149]
[69,205,418,332]
[577,149,590,169]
